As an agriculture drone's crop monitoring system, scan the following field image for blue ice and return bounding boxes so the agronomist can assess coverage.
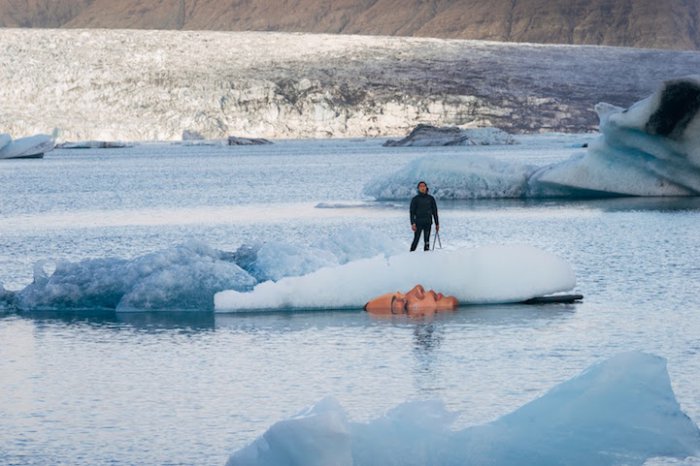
[227,352,700,466]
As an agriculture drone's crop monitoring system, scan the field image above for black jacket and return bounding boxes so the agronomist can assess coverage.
[410,192,439,226]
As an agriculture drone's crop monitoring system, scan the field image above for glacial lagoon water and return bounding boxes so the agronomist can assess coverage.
[1,136,699,465]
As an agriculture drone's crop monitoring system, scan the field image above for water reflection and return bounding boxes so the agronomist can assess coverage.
[7,309,216,333]
[411,321,445,394]
[4,301,578,336]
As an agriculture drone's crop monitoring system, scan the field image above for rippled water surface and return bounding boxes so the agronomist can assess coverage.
[1,137,699,465]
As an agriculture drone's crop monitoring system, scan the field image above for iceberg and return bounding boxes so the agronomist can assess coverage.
[0,283,14,311]
[226,352,700,466]
[13,241,256,312]
[366,153,534,200]
[0,133,55,159]
[383,124,516,147]
[214,245,575,312]
[55,140,132,149]
[8,229,404,312]
[228,136,273,145]
[367,76,700,199]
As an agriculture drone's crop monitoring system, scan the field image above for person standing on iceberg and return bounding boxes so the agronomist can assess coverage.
[410,181,439,251]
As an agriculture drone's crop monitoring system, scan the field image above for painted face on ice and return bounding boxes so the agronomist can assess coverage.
[364,284,458,316]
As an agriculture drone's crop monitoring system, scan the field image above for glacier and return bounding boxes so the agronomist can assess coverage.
[3,30,700,140]
[366,76,700,200]
[214,245,575,312]
[226,352,700,466]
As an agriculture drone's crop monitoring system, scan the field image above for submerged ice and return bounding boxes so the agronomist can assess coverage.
[366,76,700,199]
[214,245,575,312]
[227,352,700,466]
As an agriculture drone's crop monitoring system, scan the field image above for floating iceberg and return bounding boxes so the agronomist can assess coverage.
[214,245,575,312]
[367,76,700,199]
[8,229,404,312]
[0,133,55,159]
[12,242,255,312]
[226,352,700,466]
[228,136,273,145]
[383,124,516,147]
[56,140,132,149]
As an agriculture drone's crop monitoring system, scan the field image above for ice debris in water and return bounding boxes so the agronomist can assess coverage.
[366,76,700,199]
[227,352,700,466]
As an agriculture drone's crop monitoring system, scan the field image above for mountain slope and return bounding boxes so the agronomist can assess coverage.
[0,0,698,50]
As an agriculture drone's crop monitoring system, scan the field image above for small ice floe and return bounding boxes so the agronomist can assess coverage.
[383,124,516,147]
[182,129,206,141]
[226,352,700,466]
[56,140,132,149]
[228,135,273,145]
[180,130,223,146]
[0,133,55,159]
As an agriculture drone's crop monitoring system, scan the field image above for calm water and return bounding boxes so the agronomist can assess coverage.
[1,137,699,465]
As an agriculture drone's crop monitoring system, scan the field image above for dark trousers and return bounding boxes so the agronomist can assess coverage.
[410,223,432,251]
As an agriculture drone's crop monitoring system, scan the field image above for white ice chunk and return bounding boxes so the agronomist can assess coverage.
[234,227,404,282]
[226,352,700,466]
[0,133,55,159]
[214,244,575,312]
[365,154,533,200]
[228,397,352,466]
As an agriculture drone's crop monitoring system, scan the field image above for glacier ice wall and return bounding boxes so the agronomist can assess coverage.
[227,352,700,466]
[3,29,700,140]
[367,76,700,199]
